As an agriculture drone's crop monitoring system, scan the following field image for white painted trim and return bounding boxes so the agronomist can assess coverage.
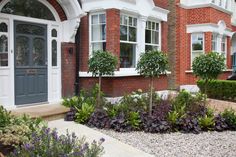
[179,1,233,15]
[185,69,233,73]
[79,70,171,77]
[186,23,233,37]
[81,0,169,22]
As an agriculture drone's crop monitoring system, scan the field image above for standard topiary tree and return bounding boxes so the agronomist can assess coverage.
[88,50,118,108]
[136,51,168,116]
[192,52,226,94]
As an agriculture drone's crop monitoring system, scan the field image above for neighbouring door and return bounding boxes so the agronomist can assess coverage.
[14,21,48,105]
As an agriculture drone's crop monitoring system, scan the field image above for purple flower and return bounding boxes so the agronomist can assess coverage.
[100,138,105,143]
[23,143,34,151]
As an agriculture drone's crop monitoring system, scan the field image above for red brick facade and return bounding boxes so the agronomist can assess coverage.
[175,4,232,86]
[61,43,76,97]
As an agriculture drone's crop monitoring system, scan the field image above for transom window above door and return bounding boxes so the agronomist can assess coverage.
[1,0,56,21]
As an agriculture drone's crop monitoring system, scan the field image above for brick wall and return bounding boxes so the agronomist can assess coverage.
[153,0,168,9]
[174,3,233,86]
[61,43,76,97]
[80,75,168,97]
[79,15,89,71]
[106,9,121,68]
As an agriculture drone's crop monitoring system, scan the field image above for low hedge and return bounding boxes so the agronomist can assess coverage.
[197,80,236,101]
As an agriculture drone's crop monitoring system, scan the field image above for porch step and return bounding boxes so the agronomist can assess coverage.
[10,104,69,121]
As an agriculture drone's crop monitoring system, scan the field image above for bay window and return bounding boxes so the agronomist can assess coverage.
[191,33,204,64]
[145,21,160,51]
[120,14,137,68]
[90,13,106,54]
[221,36,227,59]
[211,33,227,61]
[212,33,217,52]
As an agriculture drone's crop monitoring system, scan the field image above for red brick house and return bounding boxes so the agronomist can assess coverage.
[0,0,235,108]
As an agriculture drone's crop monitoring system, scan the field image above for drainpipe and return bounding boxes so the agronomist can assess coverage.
[75,0,82,95]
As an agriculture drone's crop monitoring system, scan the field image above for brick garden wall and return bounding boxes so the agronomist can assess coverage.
[79,75,168,97]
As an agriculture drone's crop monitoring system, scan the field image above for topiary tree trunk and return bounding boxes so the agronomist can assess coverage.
[149,77,154,116]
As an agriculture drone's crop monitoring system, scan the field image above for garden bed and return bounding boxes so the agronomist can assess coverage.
[64,88,236,134]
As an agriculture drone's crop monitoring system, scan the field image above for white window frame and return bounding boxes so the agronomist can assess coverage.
[220,35,227,62]
[0,19,9,68]
[89,12,106,56]
[211,33,218,52]
[191,33,205,65]
[211,33,227,62]
[120,13,138,69]
[145,20,161,52]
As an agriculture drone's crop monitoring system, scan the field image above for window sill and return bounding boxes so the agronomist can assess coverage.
[185,69,233,73]
[79,70,171,77]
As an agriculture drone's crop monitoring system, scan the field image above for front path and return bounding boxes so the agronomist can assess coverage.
[48,119,154,157]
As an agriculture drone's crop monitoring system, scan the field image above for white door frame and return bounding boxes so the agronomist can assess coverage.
[0,13,62,108]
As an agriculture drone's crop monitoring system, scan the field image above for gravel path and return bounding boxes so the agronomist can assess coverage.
[96,129,236,157]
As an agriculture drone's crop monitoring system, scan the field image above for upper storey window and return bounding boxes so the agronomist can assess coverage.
[211,0,229,10]
[1,0,56,21]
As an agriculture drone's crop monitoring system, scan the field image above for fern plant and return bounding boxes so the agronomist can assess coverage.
[75,103,95,124]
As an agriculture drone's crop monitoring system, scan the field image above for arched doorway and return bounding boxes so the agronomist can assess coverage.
[0,0,63,106]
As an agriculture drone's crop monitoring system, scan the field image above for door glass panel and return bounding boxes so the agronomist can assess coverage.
[0,35,8,66]
[1,0,55,21]
[16,36,29,66]
[52,40,57,66]
[0,23,7,32]
[33,38,45,66]
[16,24,45,36]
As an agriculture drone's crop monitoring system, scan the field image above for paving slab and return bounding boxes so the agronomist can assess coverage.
[48,119,154,157]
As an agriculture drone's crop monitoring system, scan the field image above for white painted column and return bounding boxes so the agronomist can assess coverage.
[136,16,147,64]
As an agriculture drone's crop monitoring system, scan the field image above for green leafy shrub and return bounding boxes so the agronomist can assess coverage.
[10,127,105,157]
[197,80,236,101]
[88,51,118,107]
[221,108,236,130]
[0,106,12,129]
[192,52,225,93]
[198,115,215,130]
[136,50,168,116]
[63,96,81,108]
[75,103,95,124]
[127,112,141,130]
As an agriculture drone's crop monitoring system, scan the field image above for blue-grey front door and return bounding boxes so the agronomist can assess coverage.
[14,21,48,105]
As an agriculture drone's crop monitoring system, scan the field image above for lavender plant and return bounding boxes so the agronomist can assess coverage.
[10,127,104,157]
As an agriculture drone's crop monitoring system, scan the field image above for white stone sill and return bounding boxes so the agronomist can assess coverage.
[185,69,233,73]
[79,70,171,77]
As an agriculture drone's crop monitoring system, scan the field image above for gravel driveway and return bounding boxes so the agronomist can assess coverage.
[97,129,236,157]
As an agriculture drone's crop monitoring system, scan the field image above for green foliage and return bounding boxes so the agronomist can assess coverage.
[192,52,226,81]
[167,111,181,125]
[0,106,12,129]
[62,96,81,108]
[127,112,141,129]
[88,51,118,77]
[136,51,168,78]
[221,108,236,129]
[75,103,95,124]
[104,104,120,118]
[197,80,236,101]
[198,115,215,130]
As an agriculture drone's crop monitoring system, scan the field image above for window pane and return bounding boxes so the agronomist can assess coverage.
[16,36,30,66]
[145,45,158,52]
[92,15,98,24]
[145,30,151,43]
[52,40,57,66]
[192,51,203,62]
[192,34,203,51]
[0,23,7,32]
[120,25,127,41]
[129,27,136,42]
[0,35,8,66]
[92,42,106,53]
[102,24,106,40]
[124,16,128,25]
[1,0,55,21]
[156,23,159,31]
[52,29,57,37]
[120,43,136,68]
[33,38,45,66]
[99,14,106,24]
[152,31,159,44]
